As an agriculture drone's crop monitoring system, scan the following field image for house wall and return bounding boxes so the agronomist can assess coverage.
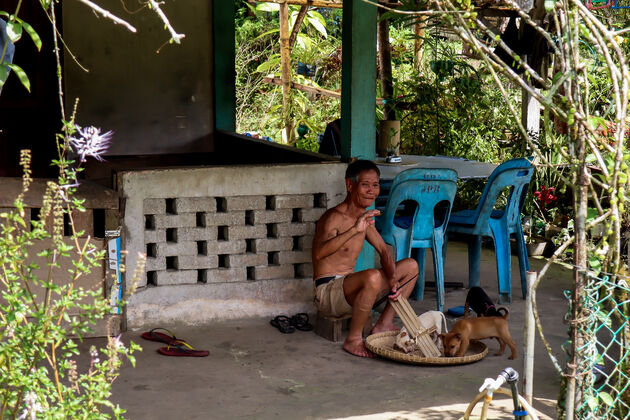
[119,163,347,328]
[62,1,213,156]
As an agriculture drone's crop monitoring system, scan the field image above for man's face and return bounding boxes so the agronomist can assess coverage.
[346,169,380,208]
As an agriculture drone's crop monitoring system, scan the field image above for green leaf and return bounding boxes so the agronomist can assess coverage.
[254,28,280,41]
[588,255,601,270]
[587,395,598,410]
[0,63,8,85]
[6,63,30,92]
[6,21,22,43]
[306,12,327,38]
[17,19,42,51]
[256,3,279,12]
[599,392,614,406]
[255,56,281,73]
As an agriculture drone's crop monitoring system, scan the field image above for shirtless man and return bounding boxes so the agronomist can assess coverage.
[312,160,419,358]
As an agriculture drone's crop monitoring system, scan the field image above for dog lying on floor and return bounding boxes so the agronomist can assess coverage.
[393,310,448,354]
[465,286,508,318]
[440,312,517,359]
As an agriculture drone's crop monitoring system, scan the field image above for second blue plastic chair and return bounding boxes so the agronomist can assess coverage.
[446,157,534,304]
[377,168,458,312]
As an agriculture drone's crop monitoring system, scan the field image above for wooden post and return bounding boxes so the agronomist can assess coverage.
[521,86,540,151]
[414,15,425,71]
[377,7,394,120]
[279,0,293,144]
[523,270,537,405]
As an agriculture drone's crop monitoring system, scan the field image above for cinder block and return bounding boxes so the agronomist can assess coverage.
[143,198,166,215]
[248,209,292,224]
[178,255,219,270]
[298,235,314,250]
[227,253,267,268]
[251,264,294,280]
[204,267,247,283]
[154,213,196,229]
[154,270,197,286]
[298,208,326,223]
[227,225,267,240]
[272,194,314,209]
[252,237,293,252]
[178,227,218,241]
[144,229,166,243]
[145,256,166,271]
[205,211,246,226]
[273,222,315,237]
[275,250,311,264]
[225,196,266,211]
[156,241,198,256]
[175,197,216,213]
[209,240,247,254]
[295,263,313,278]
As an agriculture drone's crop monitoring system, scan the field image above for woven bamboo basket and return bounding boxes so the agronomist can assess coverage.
[365,331,488,365]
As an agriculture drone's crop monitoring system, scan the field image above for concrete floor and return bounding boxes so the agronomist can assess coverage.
[83,241,573,419]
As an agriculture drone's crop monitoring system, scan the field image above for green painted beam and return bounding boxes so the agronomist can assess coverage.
[342,0,377,271]
[213,0,236,132]
[341,0,377,162]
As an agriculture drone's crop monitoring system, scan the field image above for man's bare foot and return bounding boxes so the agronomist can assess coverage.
[343,338,375,358]
[370,322,398,335]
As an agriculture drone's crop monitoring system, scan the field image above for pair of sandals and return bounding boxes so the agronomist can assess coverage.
[270,313,313,334]
[140,328,209,357]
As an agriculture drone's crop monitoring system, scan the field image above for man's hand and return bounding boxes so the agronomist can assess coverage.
[388,280,402,301]
[354,209,380,233]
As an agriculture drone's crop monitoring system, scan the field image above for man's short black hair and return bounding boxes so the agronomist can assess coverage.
[345,160,380,183]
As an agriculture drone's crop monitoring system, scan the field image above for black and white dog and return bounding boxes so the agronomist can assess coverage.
[465,286,508,318]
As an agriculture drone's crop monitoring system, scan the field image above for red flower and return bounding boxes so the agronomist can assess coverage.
[533,185,558,210]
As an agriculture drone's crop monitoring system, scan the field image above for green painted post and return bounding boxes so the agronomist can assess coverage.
[341,0,377,162]
[342,0,378,271]
[213,0,236,132]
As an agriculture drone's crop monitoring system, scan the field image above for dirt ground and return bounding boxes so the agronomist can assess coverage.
[81,241,572,419]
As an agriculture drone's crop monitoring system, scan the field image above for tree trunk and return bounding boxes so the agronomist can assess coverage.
[377,8,394,120]
[279,1,293,143]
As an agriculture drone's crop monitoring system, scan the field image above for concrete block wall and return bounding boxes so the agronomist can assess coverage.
[142,194,323,287]
[119,163,347,328]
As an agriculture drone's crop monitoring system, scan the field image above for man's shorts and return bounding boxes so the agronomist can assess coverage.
[314,275,352,318]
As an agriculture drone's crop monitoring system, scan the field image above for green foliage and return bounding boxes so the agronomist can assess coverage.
[0,137,143,418]
[0,9,40,93]
[236,5,340,147]
[392,36,517,163]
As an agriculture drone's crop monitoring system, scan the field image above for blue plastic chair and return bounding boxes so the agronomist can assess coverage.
[446,157,534,304]
[377,168,458,311]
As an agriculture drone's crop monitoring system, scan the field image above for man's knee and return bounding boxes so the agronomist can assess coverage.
[399,257,419,275]
[362,269,384,292]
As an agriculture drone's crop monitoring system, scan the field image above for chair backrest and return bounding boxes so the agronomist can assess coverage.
[470,157,534,232]
[380,168,458,253]
[389,167,459,196]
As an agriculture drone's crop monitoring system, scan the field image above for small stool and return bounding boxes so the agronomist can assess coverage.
[314,312,373,342]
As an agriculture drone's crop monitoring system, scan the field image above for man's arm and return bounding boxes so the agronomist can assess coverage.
[366,225,397,288]
[313,209,380,261]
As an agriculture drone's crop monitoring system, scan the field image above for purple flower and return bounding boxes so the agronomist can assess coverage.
[69,125,113,163]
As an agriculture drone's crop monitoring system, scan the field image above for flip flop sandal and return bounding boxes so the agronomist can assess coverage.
[140,328,186,345]
[269,315,295,334]
[157,341,209,357]
[290,313,313,331]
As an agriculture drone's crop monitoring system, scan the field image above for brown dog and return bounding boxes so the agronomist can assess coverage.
[439,314,517,359]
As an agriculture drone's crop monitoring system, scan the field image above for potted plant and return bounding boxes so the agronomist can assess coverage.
[524,184,559,256]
